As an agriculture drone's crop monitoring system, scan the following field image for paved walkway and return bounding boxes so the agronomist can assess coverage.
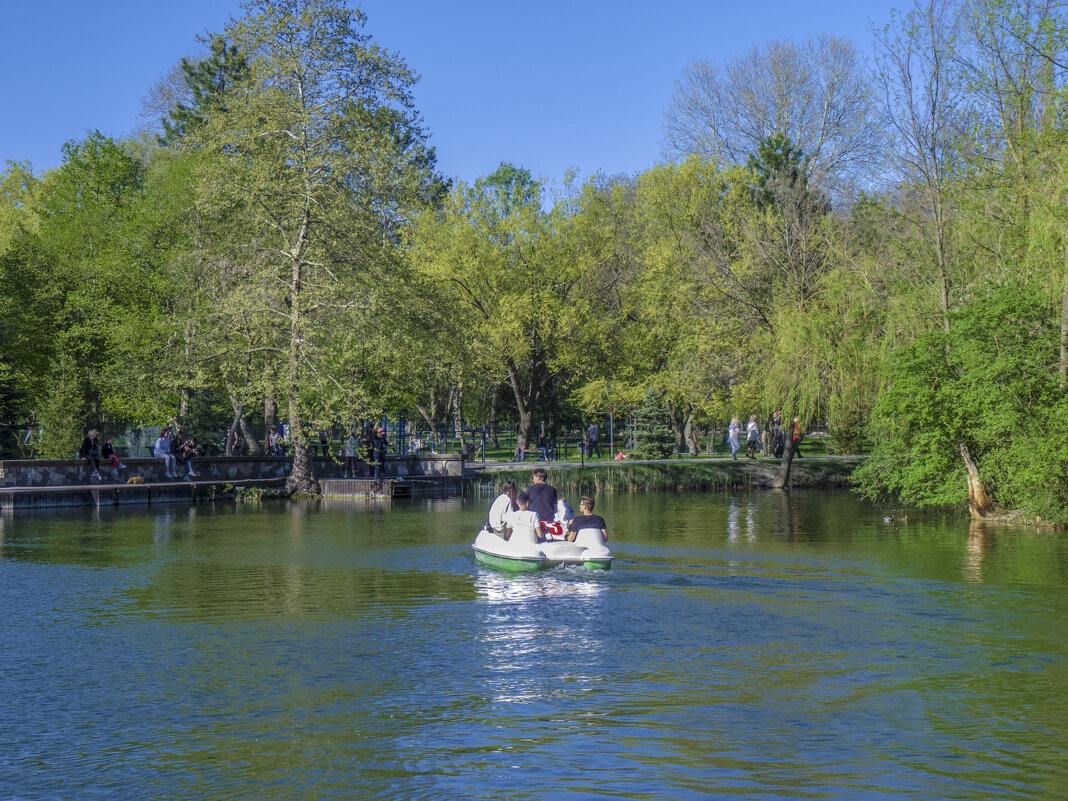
[468,454,864,472]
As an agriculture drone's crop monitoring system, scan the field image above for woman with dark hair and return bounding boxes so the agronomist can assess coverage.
[487,479,519,535]
[101,437,126,472]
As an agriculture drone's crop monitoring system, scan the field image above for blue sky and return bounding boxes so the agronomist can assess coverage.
[0,0,902,185]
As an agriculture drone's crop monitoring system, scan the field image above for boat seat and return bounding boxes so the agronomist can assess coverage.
[574,527,608,554]
[510,524,540,547]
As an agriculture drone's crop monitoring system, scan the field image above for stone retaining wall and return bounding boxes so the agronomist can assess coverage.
[0,453,465,487]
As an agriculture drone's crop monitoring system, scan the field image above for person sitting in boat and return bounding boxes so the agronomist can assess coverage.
[567,496,607,543]
[487,479,518,535]
[504,492,542,541]
[526,468,560,537]
[555,494,573,527]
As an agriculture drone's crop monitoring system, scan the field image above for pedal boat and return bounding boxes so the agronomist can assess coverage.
[472,525,613,572]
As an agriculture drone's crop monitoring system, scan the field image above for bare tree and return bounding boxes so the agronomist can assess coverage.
[874,1,967,336]
[137,62,194,137]
[662,33,883,195]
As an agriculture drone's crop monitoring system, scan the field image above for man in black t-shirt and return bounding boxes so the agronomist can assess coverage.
[567,495,607,543]
[525,467,558,523]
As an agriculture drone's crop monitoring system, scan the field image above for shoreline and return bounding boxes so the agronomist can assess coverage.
[465,455,864,493]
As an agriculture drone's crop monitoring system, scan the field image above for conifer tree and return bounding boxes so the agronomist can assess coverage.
[629,389,676,459]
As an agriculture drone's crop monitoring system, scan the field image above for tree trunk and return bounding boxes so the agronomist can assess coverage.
[282,192,317,495]
[960,444,996,519]
[286,393,318,496]
[771,434,796,489]
[451,384,463,440]
[489,386,500,448]
[516,406,534,453]
[684,407,698,455]
[227,390,262,455]
[225,410,240,456]
[1060,269,1068,389]
[505,357,541,454]
[665,401,685,455]
[179,387,191,429]
[265,396,278,445]
[416,388,440,427]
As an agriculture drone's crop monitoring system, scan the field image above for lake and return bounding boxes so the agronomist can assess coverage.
[1,490,1066,800]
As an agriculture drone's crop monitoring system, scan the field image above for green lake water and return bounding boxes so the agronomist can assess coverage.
[1,490,1066,800]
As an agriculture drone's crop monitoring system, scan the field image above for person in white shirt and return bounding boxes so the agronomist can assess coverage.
[504,492,541,540]
[745,414,760,459]
[487,480,518,534]
[554,495,573,526]
[153,428,177,479]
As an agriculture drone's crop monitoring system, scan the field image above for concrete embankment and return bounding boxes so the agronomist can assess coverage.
[0,453,465,509]
[466,456,864,494]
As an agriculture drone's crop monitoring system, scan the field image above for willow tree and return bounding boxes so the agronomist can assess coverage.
[186,0,437,493]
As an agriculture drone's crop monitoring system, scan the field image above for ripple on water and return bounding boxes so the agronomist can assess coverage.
[1,494,1067,800]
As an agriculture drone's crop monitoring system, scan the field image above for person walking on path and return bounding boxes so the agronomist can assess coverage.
[585,422,601,459]
[728,416,742,460]
[746,415,760,458]
[372,428,389,480]
[792,417,804,458]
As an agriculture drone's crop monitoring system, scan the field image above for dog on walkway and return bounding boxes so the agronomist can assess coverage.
[126,476,146,485]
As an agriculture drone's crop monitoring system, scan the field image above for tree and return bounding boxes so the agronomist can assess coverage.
[629,389,676,459]
[161,35,248,144]
[0,161,42,254]
[411,164,589,455]
[184,0,439,494]
[663,34,882,195]
[0,133,179,456]
[853,281,1068,522]
[874,0,968,336]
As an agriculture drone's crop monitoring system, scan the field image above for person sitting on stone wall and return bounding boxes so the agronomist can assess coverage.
[154,428,177,479]
[78,429,103,481]
[179,436,201,480]
[101,437,127,473]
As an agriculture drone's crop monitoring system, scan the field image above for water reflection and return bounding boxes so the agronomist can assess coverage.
[1,492,1067,800]
[474,570,611,705]
[966,521,988,583]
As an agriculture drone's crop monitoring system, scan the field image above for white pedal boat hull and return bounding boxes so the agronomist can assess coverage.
[472,526,613,571]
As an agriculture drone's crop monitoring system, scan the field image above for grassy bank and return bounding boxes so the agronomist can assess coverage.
[465,458,860,498]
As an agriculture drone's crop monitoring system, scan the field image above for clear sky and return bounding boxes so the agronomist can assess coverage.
[0,0,903,185]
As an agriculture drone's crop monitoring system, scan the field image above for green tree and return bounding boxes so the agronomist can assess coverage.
[185,0,438,493]
[629,388,676,459]
[411,165,587,454]
[161,35,248,145]
[0,132,177,455]
[853,282,1068,521]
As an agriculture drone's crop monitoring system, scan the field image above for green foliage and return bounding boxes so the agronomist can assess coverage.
[0,160,41,253]
[629,389,676,459]
[37,350,89,459]
[161,35,247,144]
[747,132,809,207]
[853,282,1068,521]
